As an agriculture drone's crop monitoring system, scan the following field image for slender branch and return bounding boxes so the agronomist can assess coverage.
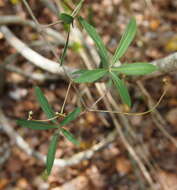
[60,81,72,114]
[151,52,177,72]
[0,26,76,78]
[40,0,59,15]
[1,64,58,81]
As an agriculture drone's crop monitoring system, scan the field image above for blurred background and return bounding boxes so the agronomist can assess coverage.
[0,0,177,189]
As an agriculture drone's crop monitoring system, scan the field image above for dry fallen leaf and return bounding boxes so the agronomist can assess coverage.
[150,19,160,31]
[165,36,177,52]
[166,108,177,127]
[51,176,90,190]
[157,169,177,190]
[116,156,132,176]
[0,179,9,190]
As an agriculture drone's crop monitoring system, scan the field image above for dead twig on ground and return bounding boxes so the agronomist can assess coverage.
[0,26,75,78]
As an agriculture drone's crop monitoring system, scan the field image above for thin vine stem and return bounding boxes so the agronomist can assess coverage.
[88,78,168,116]
[60,81,72,114]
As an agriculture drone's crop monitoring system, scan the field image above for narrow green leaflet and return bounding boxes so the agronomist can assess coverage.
[73,69,108,83]
[46,133,59,175]
[78,16,109,68]
[60,28,70,65]
[59,13,74,24]
[111,72,131,107]
[112,17,137,64]
[112,62,157,75]
[60,107,81,126]
[35,87,56,123]
[61,128,80,146]
[17,119,58,130]
[72,69,88,75]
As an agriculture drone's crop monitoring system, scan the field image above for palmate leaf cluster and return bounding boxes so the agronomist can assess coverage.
[17,10,157,176]
[17,87,81,175]
[73,16,157,107]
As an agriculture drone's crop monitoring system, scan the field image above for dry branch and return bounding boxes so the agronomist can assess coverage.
[0,15,65,43]
[0,26,75,79]
[151,52,177,72]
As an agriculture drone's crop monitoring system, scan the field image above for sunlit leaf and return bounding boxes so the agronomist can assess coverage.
[78,16,109,67]
[60,107,81,126]
[17,119,58,130]
[111,72,131,107]
[46,133,59,175]
[61,128,80,145]
[112,62,157,75]
[112,17,136,64]
[35,87,56,123]
[59,13,74,24]
[73,69,108,83]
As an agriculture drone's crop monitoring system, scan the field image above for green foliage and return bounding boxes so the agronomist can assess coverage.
[112,17,137,64]
[73,69,108,83]
[46,133,60,175]
[78,16,109,68]
[60,107,81,126]
[59,13,74,24]
[17,119,58,130]
[111,72,131,107]
[112,62,157,75]
[35,86,56,123]
[73,17,157,106]
[17,10,159,176]
[61,128,80,145]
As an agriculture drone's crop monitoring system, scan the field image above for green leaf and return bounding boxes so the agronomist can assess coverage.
[17,119,58,130]
[60,28,70,65]
[111,72,131,107]
[112,62,157,75]
[61,128,80,145]
[34,87,56,123]
[60,107,81,126]
[73,69,108,83]
[59,13,74,24]
[72,69,88,75]
[78,16,109,67]
[46,133,59,175]
[112,17,137,64]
